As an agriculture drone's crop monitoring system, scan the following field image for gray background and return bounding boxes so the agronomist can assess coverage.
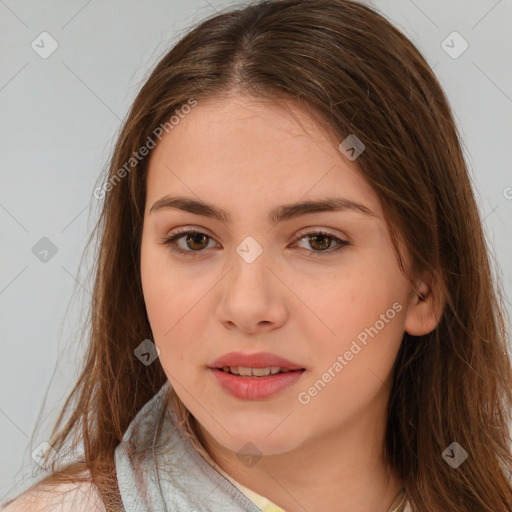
[1,0,511,503]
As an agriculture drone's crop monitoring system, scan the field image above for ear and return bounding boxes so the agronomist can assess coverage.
[404,271,444,336]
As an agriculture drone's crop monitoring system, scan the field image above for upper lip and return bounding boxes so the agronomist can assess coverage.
[209,351,305,370]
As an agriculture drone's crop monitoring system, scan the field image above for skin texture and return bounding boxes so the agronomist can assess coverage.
[140,94,441,512]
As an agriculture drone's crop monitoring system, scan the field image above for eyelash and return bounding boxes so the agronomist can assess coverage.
[160,228,351,258]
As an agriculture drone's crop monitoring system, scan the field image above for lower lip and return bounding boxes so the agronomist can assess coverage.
[210,368,305,400]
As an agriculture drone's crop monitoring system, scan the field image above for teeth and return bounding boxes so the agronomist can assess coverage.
[252,367,271,376]
[221,366,292,376]
[238,366,253,376]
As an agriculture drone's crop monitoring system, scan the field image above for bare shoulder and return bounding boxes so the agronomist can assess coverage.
[1,473,107,512]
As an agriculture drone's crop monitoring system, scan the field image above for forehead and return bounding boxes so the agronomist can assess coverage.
[145,95,383,222]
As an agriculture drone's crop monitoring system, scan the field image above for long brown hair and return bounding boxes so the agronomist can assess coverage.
[7,1,512,510]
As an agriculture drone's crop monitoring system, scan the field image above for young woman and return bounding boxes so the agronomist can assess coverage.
[3,0,512,511]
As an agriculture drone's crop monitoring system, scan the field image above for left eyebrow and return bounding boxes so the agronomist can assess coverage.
[149,195,378,224]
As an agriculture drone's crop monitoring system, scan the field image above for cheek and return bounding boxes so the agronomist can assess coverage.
[307,260,407,383]
[140,239,210,373]
[298,302,405,425]
[141,235,186,326]
[141,241,180,355]
[310,266,392,344]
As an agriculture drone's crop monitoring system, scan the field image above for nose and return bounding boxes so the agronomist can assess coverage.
[215,241,288,334]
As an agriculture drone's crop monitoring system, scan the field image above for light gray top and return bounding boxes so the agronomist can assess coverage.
[114,380,262,512]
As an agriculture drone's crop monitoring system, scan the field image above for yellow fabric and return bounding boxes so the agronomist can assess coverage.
[229,480,286,512]
[207,458,286,511]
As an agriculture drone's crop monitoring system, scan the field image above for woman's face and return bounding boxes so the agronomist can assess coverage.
[140,94,431,457]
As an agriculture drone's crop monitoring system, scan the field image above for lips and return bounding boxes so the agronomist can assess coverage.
[209,351,305,371]
[208,351,306,400]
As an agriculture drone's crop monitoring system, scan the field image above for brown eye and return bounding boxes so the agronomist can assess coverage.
[183,232,210,251]
[307,233,333,251]
[295,230,351,254]
[161,229,217,257]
